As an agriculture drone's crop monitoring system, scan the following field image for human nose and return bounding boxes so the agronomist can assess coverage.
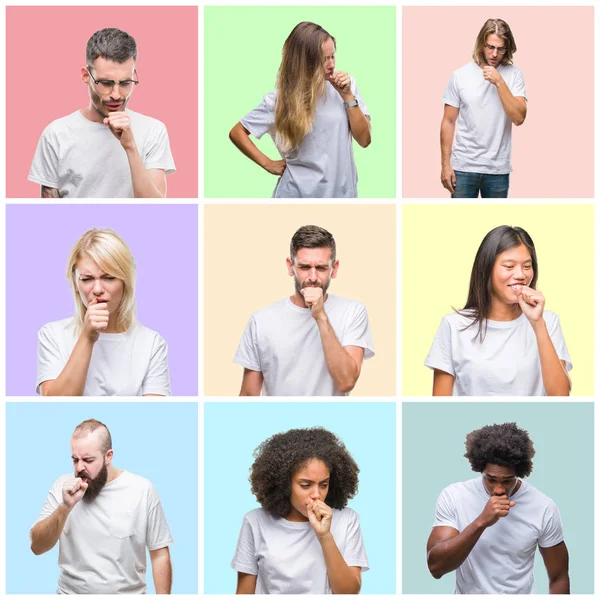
[308,268,318,281]
[76,460,86,473]
[310,487,321,500]
[92,279,105,295]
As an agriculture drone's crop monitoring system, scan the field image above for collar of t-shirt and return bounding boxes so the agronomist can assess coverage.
[286,294,335,314]
[483,312,528,330]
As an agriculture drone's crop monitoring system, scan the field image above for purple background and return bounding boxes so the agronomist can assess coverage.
[6,204,198,396]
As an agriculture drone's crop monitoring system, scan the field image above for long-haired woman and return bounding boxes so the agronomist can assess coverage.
[229,21,371,198]
[37,228,171,396]
[425,225,571,396]
[232,427,368,594]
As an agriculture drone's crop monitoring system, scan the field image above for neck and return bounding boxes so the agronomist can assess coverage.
[80,103,106,123]
[487,298,522,322]
[284,506,309,522]
[107,465,123,484]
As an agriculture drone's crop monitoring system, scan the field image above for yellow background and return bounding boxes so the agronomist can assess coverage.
[205,204,396,396]
[402,204,594,396]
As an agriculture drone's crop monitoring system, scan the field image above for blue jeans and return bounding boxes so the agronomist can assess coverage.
[451,171,510,198]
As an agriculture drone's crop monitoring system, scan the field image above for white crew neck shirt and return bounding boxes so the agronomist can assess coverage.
[29,109,176,198]
[433,477,564,594]
[234,294,374,396]
[241,77,370,198]
[33,470,173,595]
[443,61,527,174]
[37,317,171,396]
[425,310,572,396]
[232,507,369,594]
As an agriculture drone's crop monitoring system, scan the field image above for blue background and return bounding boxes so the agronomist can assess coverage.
[6,402,198,594]
[204,401,396,594]
[402,402,594,594]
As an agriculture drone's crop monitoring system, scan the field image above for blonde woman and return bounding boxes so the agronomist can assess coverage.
[36,229,171,396]
[229,21,371,198]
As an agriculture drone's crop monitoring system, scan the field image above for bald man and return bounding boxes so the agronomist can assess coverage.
[30,419,173,594]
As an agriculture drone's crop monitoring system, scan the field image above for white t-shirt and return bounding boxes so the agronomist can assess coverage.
[241,78,370,198]
[28,109,176,198]
[443,61,527,174]
[33,470,173,595]
[425,310,572,396]
[234,295,374,396]
[232,507,369,594]
[37,317,171,396]
[433,477,564,594]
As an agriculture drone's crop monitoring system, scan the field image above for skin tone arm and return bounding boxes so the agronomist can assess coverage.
[239,369,264,396]
[432,369,454,396]
[150,546,173,594]
[329,72,371,148]
[236,573,257,594]
[539,542,570,594]
[440,104,458,194]
[41,186,61,198]
[427,494,515,578]
[482,67,526,126]
[229,123,286,176]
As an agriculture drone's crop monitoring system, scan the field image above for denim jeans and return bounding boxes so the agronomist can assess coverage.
[451,171,510,198]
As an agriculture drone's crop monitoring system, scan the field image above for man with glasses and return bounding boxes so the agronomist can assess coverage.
[234,225,374,396]
[440,18,527,198]
[426,423,569,594]
[29,28,175,198]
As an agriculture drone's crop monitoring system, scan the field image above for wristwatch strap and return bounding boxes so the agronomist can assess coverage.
[344,98,359,109]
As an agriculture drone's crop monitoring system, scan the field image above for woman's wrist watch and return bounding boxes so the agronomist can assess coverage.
[344,98,359,109]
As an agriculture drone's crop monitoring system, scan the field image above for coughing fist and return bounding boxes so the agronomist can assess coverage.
[516,286,545,323]
[83,298,110,342]
[307,499,333,538]
[104,111,136,150]
[62,477,88,510]
[301,286,326,320]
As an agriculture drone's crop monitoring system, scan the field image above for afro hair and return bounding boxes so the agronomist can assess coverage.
[464,422,535,478]
[250,427,359,517]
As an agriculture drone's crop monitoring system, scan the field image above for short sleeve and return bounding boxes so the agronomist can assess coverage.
[341,303,374,360]
[442,72,460,108]
[28,126,60,188]
[240,92,276,140]
[143,121,176,175]
[146,484,174,551]
[36,323,64,394]
[538,501,564,548]
[31,477,63,533]
[234,316,262,372]
[350,77,370,119]
[509,67,527,100]
[342,510,370,571]
[424,316,455,376]
[231,516,258,575]
[433,486,458,529]
[142,334,172,396]
[545,313,572,372]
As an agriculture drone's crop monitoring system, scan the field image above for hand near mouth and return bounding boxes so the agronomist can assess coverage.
[62,477,89,510]
[307,499,333,538]
[83,297,110,342]
[482,65,502,86]
[328,71,352,99]
[301,286,326,320]
[514,285,545,323]
[103,110,136,151]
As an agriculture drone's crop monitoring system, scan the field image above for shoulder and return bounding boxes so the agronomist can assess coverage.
[440,478,478,499]
[42,111,81,132]
[333,506,361,523]
[328,295,367,314]
[542,310,560,324]
[250,298,290,320]
[242,507,270,526]
[126,109,168,132]
[121,470,156,492]
[439,311,475,329]
[38,317,76,337]
[519,480,557,508]
[453,61,479,77]
[128,322,167,345]
[502,63,523,75]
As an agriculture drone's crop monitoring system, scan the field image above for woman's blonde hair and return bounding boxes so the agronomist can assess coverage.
[275,22,334,153]
[473,18,517,67]
[66,228,136,334]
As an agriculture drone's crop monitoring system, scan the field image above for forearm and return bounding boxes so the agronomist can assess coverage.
[319,533,361,594]
[440,119,455,166]
[125,147,164,198]
[496,81,526,125]
[316,316,359,393]
[151,555,173,594]
[531,321,570,396]
[31,504,70,555]
[229,124,272,170]
[549,573,570,594]
[43,335,94,396]
[427,520,487,579]
[341,92,370,148]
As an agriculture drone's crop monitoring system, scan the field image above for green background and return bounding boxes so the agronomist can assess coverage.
[402,402,594,594]
[204,6,396,198]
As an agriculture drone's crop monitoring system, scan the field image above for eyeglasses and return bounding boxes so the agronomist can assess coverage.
[86,66,140,93]
[484,43,507,55]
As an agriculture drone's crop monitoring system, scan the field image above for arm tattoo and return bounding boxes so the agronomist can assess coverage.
[41,186,61,198]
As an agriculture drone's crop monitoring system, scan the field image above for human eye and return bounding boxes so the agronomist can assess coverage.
[300,484,310,489]
[80,277,92,282]
[316,266,328,272]
[320,482,329,488]
[103,275,116,280]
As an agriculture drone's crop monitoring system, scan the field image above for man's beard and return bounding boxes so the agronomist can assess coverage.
[293,273,332,295]
[77,462,108,503]
[89,86,130,118]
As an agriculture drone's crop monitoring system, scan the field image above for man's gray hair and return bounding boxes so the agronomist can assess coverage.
[290,225,336,263]
[86,28,137,64]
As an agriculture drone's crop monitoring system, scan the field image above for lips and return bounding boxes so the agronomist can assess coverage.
[509,284,524,291]
[105,102,122,110]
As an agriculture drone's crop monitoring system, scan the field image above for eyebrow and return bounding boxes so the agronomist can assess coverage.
[296,262,330,268]
[297,477,330,484]
[484,474,515,480]
[71,455,94,460]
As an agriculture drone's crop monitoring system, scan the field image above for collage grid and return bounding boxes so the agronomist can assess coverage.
[0,0,598,598]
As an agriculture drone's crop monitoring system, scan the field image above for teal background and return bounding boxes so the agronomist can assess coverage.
[204,6,396,198]
[6,402,198,594]
[204,402,396,594]
[402,402,594,594]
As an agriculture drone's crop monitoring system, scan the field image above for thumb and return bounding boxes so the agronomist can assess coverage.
[80,481,89,492]
[509,500,516,507]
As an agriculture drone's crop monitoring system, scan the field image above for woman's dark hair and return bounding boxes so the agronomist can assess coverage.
[464,422,535,478]
[250,427,359,517]
[459,225,538,342]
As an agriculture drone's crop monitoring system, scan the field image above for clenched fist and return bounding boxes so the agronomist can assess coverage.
[478,494,516,527]
[516,285,545,323]
[84,297,110,342]
[301,286,326,320]
[307,499,333,538]
[62,477,89,510]
[482,66,503,86]
[103,111,136,150]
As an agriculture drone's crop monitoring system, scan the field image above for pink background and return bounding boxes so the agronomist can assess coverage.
[402,6,594,198]
[6,6,198,198]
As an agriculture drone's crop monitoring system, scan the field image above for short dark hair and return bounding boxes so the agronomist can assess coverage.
[464,422,535,478]
[290,225,336,263]
[250,427,359,517]
[86,28,137,64]
[72,419,113,455]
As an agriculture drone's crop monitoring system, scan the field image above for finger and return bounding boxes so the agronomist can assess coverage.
[80,481,89,492]
[509,501,516,507]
